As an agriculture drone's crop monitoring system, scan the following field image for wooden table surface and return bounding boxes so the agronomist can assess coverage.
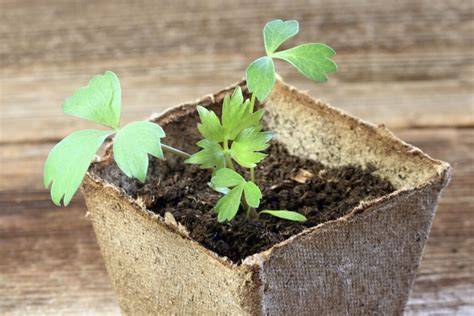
[1,0,473,314]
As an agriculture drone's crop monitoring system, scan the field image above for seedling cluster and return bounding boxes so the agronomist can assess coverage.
[44,19,336,224]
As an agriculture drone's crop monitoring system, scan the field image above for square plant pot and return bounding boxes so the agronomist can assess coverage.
[82,77,451,315]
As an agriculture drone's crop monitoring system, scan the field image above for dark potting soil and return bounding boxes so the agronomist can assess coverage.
[129,141,395,263]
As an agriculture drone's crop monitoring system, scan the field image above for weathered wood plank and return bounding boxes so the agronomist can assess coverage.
[1,67,472,143]
[0,128,472,314]
[0,191,120,315]
[1,0,473,142]
[1,0,472,67]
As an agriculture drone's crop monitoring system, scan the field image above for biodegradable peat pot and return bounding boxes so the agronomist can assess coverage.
[82,78,451,315]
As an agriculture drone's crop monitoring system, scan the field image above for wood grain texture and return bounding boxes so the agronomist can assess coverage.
[1,0,473,142]
[0,128,472,314]
[1,0,473,314]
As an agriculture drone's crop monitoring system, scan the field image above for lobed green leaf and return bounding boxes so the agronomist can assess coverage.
[264,19,299,55]
[196,106,224,142]
[185,139,225,169]
[113,121,165,182]
[260,210,307,222]
[44,129,111,206]
[222,87,264,140]
[63,71,121,129]
[246,56,276,102]
[215,184,245,222]
[243,181,262,208]
[211,168,245,188]
[230,127,272,168]
[273,43,337,82]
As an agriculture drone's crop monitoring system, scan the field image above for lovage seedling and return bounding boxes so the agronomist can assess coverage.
[246,19,337,102]
[44,19,336,225]
[44,71,188,206]
[186,19,337,222]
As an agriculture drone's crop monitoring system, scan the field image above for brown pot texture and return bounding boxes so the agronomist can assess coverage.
[82,77,451,315]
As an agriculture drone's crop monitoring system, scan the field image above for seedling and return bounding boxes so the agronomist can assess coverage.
[43,71,189,206]
[186,19,336,222]
[246,19,337,102]
[44,19,336,224]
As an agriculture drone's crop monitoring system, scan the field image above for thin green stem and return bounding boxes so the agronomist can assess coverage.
[223,139,235,170]
[161,143,191,159]
[249,92,256,112]
[247,92,259,219]
[249,92,257,184]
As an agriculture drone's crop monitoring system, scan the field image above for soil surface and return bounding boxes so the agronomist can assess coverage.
[124,141,396,263]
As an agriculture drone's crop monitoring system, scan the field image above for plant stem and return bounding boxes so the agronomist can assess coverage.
[161,143,191,159]
[249,92,256,112]
[246,205,258,219]
[223,138,236,170]
[248,92,257,184]
[247,92,259,218]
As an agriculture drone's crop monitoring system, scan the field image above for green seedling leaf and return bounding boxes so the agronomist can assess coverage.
[230,127,272,168]
[209,182,230,195]
[273,43,337,82]
[210,169,263,221]
[246,56,276,102]
[264,19,299,55]
[215,185,245,222]
[113,121,165,182]
[196,106,224,142]
[185,139,225,169]
[211,168,245,188]
[260,210,307,222]
[63,71,121,129]
[243,181,262,208]
[221,87,264,140]
[44,129,111,206]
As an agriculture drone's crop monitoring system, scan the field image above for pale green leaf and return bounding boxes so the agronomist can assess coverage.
[221,87,264,140]
[260,210,307,222]
[63,71,121,129]
[209,182,230,195]
[246,56,276,102]
[264,19,299,55]
[230,127,272,168]
[273,43,337,82]
[113,121,165,182]
[185,139,225,169]
[196,106,224,142]
[44,129,111,206]
[211,168,245,188]
[215,184,244,222]
[243,181,262,208]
